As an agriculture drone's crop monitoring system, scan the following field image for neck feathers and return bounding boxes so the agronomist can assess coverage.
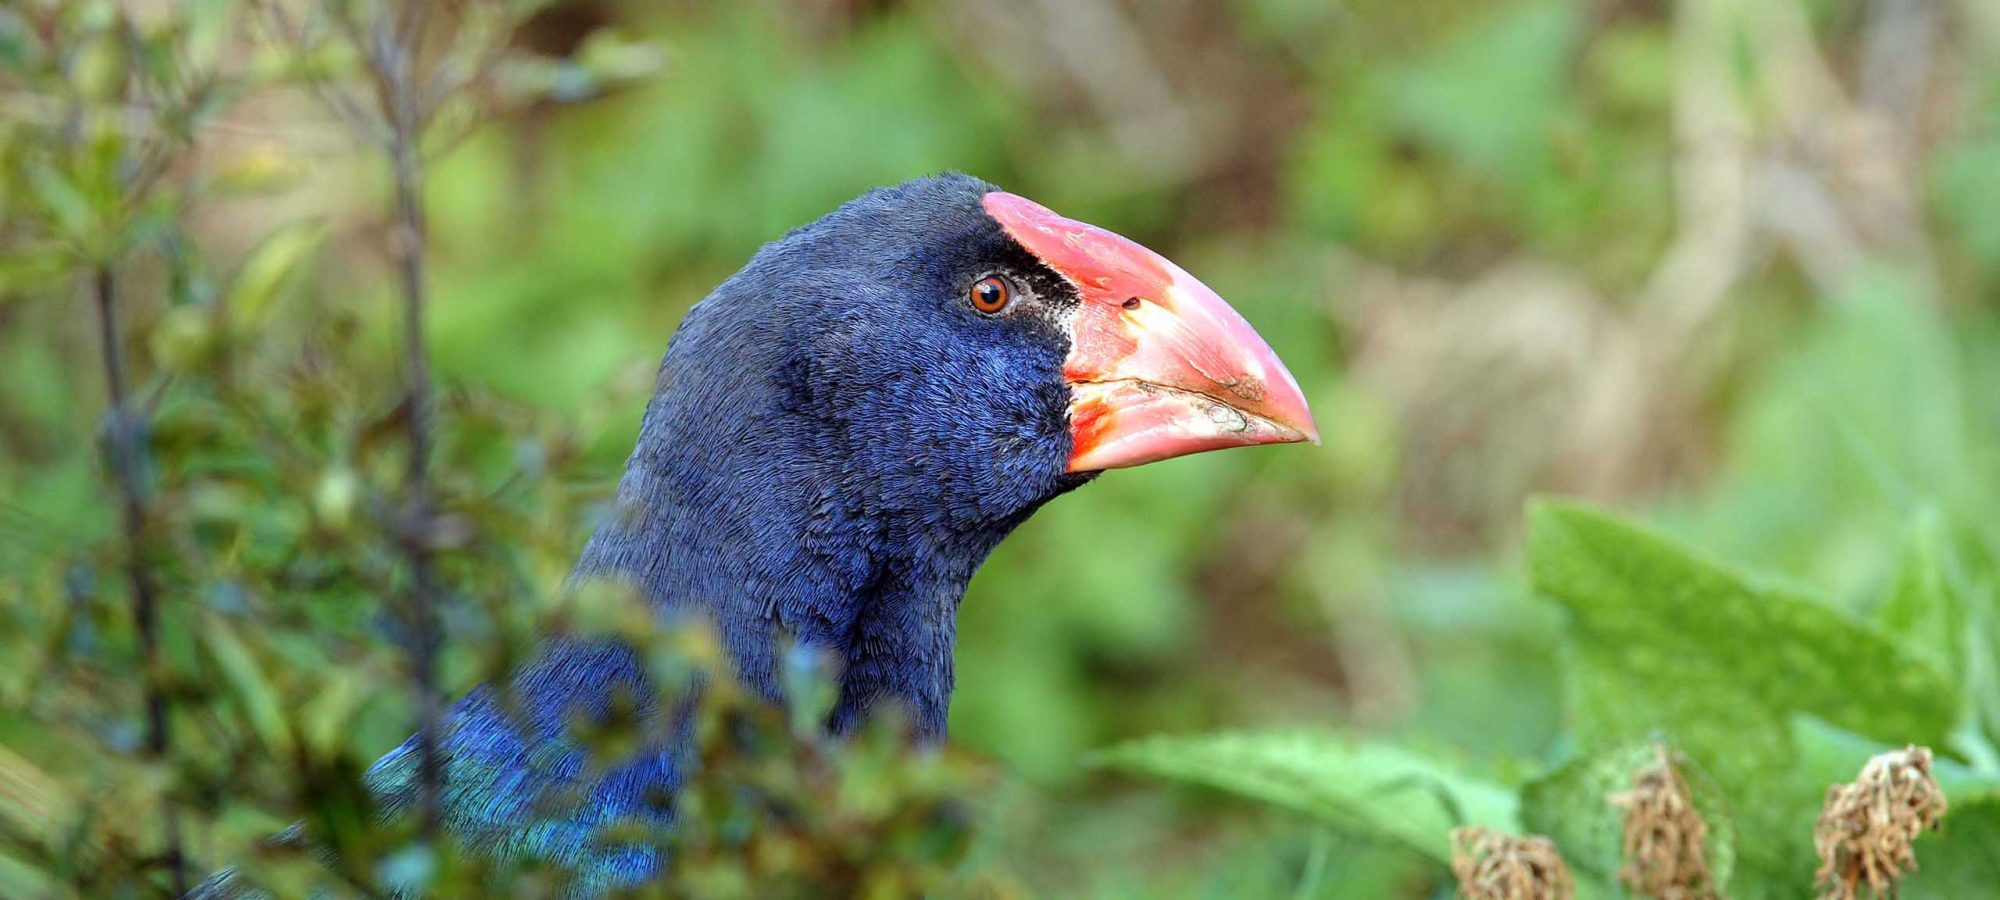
[571,373,1019,738]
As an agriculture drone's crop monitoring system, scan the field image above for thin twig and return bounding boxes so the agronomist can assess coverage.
[254,0,391,147]
[92,265,190,895]
[368,0,447,838]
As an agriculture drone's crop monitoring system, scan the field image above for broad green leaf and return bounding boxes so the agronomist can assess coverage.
[1872,508,1970,692]
[1899,798,2000,898]
[1094,730,1518,864]
[1561,640,1804,893]
[1531,500,1958,751]
[1792,717,2000,810]
[1529,499,1960,892]
[1519,743,1736,892]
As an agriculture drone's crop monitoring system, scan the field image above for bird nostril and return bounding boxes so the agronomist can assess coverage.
[1122,297,1143,310]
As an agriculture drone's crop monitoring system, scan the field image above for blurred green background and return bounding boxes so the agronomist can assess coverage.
[8,0,2000,896]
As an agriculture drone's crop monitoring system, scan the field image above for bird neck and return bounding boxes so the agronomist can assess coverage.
[570,414,1030,741]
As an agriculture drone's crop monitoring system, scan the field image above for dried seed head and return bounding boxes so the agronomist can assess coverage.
[1609,743,1716,899]
[1451,826,1576,900]
[1813,745,1947,900]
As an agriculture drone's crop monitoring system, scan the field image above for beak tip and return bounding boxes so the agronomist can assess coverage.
[1272,382,1319,447]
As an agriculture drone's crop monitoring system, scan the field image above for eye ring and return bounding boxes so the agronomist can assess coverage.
[969,274,1014,315]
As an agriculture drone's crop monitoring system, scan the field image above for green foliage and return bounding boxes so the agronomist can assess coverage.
[1387,0,1579,185]
[1109,500,2000,896]
[1530,500,1959,749]
[1095,731,1516,865]
[1530,501,1957,889]
[1895,800,2000,897]
[668,640,1012,899]
[1518,743,1736,891]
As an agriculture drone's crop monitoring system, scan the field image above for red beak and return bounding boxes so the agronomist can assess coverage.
[983,192,1319,472]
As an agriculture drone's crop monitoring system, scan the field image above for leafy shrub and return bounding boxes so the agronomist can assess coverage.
[1104,501,2000,897]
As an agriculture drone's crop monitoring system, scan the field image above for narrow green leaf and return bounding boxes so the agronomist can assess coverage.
[225,221,322,332]
[201,616,292,753]
[1094,730,1518,864]
[0,849,56,900]
[300,671,365,760]
[0,742,66,842]
[0,247,72,296]
[25,162,93,245]
[576,30,669,86]
[183,0,232,72]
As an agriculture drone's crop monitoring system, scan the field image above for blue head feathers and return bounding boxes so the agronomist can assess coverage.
[575,172,1096,734]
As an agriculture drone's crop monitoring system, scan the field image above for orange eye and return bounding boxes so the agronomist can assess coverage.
[969,275,1012,314]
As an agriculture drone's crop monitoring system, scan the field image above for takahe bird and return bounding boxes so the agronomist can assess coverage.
[210,173,1315,893]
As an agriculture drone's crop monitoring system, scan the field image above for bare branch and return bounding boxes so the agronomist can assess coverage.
[92,264,190,896]
[340,0,449,838]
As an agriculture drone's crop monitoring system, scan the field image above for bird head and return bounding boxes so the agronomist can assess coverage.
[613,172,1317,617]
[580,173,1323,735]
[675,174,1318,540]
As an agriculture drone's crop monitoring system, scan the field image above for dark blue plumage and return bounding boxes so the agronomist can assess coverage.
[364,173,1096,888]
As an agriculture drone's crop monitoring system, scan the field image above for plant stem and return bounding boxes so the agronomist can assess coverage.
[380,7,446,838]
[93,265,189,896]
